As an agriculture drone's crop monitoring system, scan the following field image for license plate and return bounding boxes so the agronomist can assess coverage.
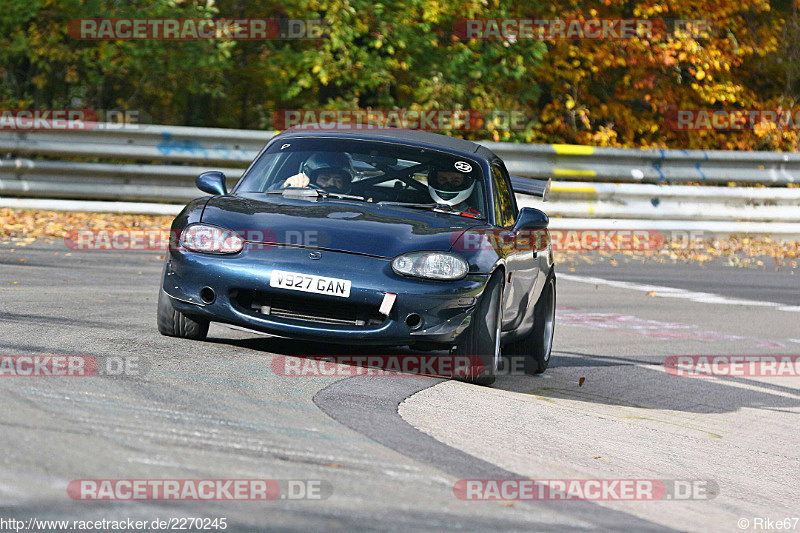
[270,269,351,298]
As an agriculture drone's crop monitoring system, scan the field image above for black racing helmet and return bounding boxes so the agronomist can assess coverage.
[302,152,354,192]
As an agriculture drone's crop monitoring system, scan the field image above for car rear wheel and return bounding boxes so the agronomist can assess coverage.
[157,289,210,340]
[504,270,556,375]
[452,271,504,386]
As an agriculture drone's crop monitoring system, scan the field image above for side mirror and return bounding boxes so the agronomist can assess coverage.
[513,207,549,231]
[196,171,227,196]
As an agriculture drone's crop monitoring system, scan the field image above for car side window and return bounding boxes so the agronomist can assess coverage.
[491,163,516,228]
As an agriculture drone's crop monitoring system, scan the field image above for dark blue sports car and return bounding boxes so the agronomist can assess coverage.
[158,126,555,385]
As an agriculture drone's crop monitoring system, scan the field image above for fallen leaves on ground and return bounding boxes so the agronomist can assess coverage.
[557,235,799,269]
[0,208,798,270]
[0,208,174,243]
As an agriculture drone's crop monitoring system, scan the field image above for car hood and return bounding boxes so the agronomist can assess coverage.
[200,194,484,259]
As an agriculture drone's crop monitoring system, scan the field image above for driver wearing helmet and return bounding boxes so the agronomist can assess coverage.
[427,168,481,217]
[283,152,353,194]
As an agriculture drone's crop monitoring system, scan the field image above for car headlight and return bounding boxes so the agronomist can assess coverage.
[392,252,468,280]
[179,224,244,254]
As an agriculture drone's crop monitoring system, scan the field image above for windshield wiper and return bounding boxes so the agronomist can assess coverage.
[377,201,453,211]
[377,201,484,219]
[265,188,366,201]
[315,189,366,202]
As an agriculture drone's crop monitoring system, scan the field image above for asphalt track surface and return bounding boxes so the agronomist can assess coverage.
[0,242,798,532]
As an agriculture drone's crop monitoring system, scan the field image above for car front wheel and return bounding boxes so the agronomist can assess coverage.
[157,289,210,340]
[504,270,556,374]
[452,271,504,386]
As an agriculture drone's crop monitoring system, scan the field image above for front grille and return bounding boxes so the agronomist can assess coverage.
[232,290,386,326]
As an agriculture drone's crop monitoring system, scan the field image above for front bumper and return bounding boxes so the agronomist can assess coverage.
[162,244,489,345]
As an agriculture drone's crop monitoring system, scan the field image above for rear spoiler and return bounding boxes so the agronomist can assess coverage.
[509,176,551,201]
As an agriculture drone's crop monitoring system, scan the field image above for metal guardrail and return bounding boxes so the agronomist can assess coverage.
[521,182,800,222]
[0,125,272,166]
[491,142,800,185]
[0,159,243,202]
[1,123,800,235]
[3,124,799,184]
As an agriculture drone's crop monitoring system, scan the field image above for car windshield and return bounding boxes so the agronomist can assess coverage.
[236,138,487,219]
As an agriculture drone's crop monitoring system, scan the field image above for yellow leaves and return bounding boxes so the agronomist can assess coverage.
[633,4,663,16]
[65,66,78,84]
[32,73,48,90]
[311,64,322,74]
[565,97,575,110]
[0,208,173,241]
[421,1,445,23]
[556,235,798,270]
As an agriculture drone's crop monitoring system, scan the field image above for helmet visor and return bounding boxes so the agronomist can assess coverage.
[431,170,473,192]
[310,168,351,192]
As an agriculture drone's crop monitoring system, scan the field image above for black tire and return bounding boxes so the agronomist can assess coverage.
[505,270,556,375]
[157,289,210,340]
[453,271,504,386]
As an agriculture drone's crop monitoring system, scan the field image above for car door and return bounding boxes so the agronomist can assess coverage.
[491,161,539,330]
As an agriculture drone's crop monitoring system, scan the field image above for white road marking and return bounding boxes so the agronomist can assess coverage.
[634,358,800,400]
[559,273,800,312]
[556,309,785,348]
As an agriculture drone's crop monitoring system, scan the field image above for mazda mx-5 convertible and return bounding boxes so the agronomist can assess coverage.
[157,126,555,385]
